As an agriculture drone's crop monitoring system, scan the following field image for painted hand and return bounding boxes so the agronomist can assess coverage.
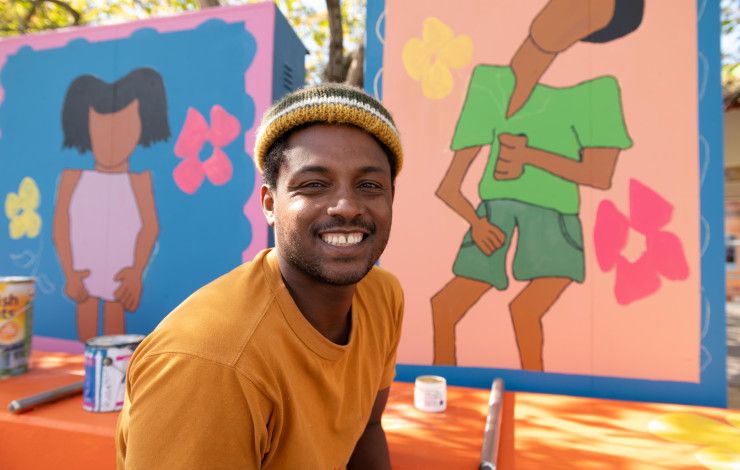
[495,133,529,180]
[114,267,143,312]
[64,269,90,303]
[471,217,506,256]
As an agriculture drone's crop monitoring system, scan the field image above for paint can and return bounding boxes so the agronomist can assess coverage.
[414,375,447,412]
[0,277,35,379]
[83,334,144,412]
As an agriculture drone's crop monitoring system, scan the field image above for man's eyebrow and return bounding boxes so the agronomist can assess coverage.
[357,165,388,175]
[292,165,389,176]
[293,165,331,176]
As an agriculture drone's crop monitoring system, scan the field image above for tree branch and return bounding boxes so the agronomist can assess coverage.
[20,0,82,33]
[197,0,222,8]
[45,0,82,25]
[20,0,40,34]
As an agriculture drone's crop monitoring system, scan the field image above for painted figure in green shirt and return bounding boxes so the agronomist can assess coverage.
[432,0,644,371]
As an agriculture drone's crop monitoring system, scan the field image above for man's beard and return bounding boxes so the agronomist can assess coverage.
[276,218,388,286]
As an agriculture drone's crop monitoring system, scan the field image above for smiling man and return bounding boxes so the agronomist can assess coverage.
[116,84,404,469]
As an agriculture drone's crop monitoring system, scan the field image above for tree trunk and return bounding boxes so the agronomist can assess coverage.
[325,0,345,83]
[344,44,364,88]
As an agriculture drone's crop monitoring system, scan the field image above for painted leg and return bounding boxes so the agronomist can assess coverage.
[77,297,99,342]
[103,301,126,336]
[431,276,492,365]
[509,277,572,371]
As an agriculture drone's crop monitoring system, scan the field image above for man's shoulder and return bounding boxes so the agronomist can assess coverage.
[361,264,402,289]
[358,265,404,310]
[134,250,276,366]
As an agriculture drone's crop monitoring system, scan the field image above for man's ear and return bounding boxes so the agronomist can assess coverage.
[261,184,275,227]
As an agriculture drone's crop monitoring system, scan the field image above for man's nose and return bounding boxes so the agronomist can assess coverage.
[326,188,364,220]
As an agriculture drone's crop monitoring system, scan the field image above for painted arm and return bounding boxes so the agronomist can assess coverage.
[435,147,506,255]
[495,133,620,190]
[52,170,90,303]
[347,387,391,469]
[114,172,159,312]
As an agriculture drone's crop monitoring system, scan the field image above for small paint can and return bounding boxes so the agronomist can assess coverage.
[83,334,144,412]
[414,375,447,412]
[0,277,35,379]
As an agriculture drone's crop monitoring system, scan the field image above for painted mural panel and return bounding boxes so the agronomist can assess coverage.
[379,0,703,383]
[0,5,295,342]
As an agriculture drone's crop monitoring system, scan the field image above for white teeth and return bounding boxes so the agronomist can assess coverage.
[321,232,363,247]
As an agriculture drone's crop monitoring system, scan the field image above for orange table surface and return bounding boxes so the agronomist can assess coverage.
[2,351,739,470]
[0,351,117,470]
[386,383,740,470]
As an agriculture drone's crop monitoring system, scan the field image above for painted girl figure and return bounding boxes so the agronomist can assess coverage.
[53,68,169,342]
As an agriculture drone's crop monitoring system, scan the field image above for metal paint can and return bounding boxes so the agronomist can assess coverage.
[0,277,35,379]
[83,334,144,412]
[414,375,447,412]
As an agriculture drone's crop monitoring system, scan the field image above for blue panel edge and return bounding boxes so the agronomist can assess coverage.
[272,3,308,101]
[364,0,384,100]
[365,0,727,408]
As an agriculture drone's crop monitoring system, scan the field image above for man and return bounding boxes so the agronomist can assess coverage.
[116,84,404,469]
[432,0,642,370]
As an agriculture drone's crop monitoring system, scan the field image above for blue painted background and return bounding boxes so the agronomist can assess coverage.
[0,20,260,339]
[366,0,727,407]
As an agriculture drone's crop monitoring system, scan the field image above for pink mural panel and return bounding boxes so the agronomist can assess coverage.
[381,0,700,382]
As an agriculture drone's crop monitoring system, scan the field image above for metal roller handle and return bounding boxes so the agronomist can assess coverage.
[479,378,505,470]
[8,381,84,414]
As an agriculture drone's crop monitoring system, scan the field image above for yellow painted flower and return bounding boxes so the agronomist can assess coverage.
[649,413,740,469]
[402,17,473,100]
[4,177,41,239]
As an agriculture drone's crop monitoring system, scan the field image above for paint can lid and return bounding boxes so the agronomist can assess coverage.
[85,334,145,348]
[414,375,447,391]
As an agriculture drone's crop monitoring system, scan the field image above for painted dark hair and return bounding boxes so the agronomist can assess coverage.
[582,0,644,43]
[61,67,170,153]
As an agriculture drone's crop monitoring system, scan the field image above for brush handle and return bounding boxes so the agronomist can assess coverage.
[8,381,85,414]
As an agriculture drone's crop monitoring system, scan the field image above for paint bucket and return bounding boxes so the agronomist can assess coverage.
[414,375,447,412]
[83,334,144,412]
[0,277,35,379]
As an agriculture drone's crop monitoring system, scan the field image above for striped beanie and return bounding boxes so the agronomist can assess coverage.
[254,83,403,176]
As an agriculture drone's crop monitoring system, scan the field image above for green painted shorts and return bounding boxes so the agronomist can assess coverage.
[452,199,584,290]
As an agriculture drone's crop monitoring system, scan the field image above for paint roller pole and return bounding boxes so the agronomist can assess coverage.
[7,381,84,414]
[479,378,504,470]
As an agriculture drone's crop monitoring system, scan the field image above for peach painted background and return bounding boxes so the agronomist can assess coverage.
[381,0,700,382]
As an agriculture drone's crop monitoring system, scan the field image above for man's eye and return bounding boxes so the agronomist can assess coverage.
[359,182,383,190]
[302,181,326,189]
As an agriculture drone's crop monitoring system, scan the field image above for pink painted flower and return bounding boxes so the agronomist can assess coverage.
[173,105,241,194]
[594,179,689,305]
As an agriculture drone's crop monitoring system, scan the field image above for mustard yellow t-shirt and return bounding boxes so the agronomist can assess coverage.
[116,248,404,469]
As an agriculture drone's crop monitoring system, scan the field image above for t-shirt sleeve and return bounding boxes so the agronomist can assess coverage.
[571,76,633,150]
[379,279,404,390]
[451,66,500,150]
[116,353,271,469]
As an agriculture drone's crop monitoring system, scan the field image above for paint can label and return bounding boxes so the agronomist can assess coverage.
[83,334,144,412]
[0,277,35,379]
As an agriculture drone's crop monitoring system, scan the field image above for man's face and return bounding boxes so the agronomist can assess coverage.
[262,124,394,286]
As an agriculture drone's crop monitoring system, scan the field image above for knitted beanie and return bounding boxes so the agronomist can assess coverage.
[253,83,403,176]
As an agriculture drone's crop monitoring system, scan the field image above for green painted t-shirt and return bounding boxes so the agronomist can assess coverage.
[451,65,633,215]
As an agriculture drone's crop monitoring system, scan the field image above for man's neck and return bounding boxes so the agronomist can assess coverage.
[276,252,356,345]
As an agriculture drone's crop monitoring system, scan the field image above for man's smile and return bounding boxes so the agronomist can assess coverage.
[320,232,366,247]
